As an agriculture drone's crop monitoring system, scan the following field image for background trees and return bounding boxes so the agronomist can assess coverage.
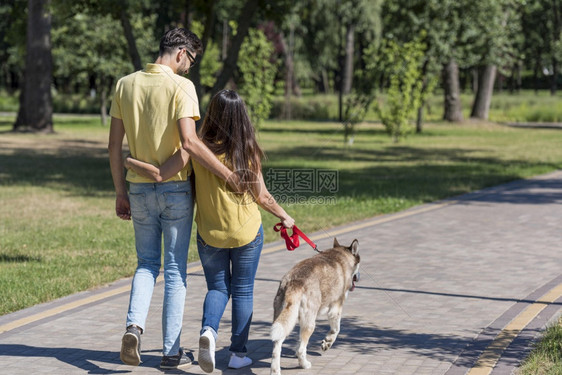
[1,0,561,134]
[14,0,53,132]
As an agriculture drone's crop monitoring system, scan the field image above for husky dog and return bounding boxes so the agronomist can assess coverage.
[270,238,360,375]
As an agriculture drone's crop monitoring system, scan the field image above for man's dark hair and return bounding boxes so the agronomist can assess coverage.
[159,28,202,56]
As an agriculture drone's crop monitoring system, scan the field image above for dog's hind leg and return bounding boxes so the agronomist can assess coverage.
[297,310,317,369]
[321,306,342,351]
[270,339,283,375]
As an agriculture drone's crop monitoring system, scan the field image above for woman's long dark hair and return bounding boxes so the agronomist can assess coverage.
[198,90,264,195]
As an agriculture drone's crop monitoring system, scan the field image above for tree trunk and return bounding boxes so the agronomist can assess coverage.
[550,56,558,95]
[281,23,300,118]
[415,105,424,134]
[472,68,478,93]
[342,23,354,95]
[14,0,53,132]
[516,63,522,91]
[416,59,430,133]
[533,55,540,93]
[497,72,504,93]
[14,81,26,129]
[442,60,463,122]
[120,7,142,71]
[190,0,215,102]
[184,0,191,28]
[322,69,330,93]
[210,0,259,98]
[280,31,294,119]
[99,74,107,126]
[222,19,228,60]
[509,62,521,93]
[551,0,560,95]
[288,23,300,97]
[470,65,496,120]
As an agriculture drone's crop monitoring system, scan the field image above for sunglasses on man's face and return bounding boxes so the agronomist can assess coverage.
[184,48,197,67]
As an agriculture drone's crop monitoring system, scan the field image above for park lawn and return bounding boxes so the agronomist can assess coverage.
[1,115,562,315]
[517,317,562,374]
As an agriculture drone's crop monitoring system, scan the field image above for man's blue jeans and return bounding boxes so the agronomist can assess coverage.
[126,181,193,356]
[197,225,264,354]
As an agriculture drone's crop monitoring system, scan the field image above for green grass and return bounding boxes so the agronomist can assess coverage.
[2,115,562,315]
[517,318,562,375]
[0,91,19,112]
[269,89,562,124]
[3,89,562,124]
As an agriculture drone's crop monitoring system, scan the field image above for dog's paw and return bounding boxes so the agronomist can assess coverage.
[321,339,333,351]
[270,368,281,375]
[299,359,312,369]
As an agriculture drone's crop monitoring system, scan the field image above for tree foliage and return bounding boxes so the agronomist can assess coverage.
[374,37,426,142]
[190,20,222,89]
[238,28,276,128]
[2,0,562,133]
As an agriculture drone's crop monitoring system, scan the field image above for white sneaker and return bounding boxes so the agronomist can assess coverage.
[198,330,215,373]
[228,353,253,369]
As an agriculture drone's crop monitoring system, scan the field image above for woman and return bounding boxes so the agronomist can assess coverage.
[125,89,294,373]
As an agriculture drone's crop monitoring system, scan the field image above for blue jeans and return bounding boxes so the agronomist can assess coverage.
[197,225,264,354]
[126,181,194,356]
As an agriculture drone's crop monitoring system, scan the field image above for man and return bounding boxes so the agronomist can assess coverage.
[108,28,233,369]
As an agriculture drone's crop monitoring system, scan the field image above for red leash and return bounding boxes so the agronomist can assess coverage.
[274,223,319,252]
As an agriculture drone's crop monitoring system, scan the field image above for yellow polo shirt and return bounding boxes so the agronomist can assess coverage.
[193,155,262,248]
[110,63,200,183]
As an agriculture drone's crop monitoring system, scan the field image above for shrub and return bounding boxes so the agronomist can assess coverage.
[374,38,425,142]
[270,95,336,120]
[238,28,276,128]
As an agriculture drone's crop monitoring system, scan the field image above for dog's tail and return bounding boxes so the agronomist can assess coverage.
[271,286,302,342]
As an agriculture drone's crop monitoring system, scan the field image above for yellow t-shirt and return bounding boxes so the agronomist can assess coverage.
[193,155,262,248]
[109,63,200,183]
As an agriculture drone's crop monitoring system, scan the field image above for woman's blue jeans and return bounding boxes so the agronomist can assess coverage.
[126,181,194,356]
[197,225,264,354]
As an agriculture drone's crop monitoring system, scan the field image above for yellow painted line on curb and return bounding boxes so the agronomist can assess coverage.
[467,283,562,375]
[0,200,456,334]
[0,264,203,335]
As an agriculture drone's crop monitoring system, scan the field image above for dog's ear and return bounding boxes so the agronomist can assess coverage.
[333,237,340,248]
[349,239,359,255]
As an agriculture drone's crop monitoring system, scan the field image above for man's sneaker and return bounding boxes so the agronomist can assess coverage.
[120,325,141,366]
[198,329,216,373]
[228,353,253,369]
[160,348,192,369]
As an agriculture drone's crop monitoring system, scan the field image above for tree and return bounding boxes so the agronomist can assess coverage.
[186,0,217,101]
[209,0,259,98]
[341,0,382,144]
[51,12,141,125]
[442,60,463,122]
[339,0,380,95]
[342,71,376,144]
[374,38,425,142]
[381,0,447,129]
[238,28,276,128]
[470,65,497,119]
[64,0,148,72]
[14,0,53,132]
[468,0,521,120]
[182,0,294,110]
[298,0,342,93]
[0,0,26,93]
[520,0,550,92]
[551,0,561,94]
[189,20,222,92]
[119,2,142,71]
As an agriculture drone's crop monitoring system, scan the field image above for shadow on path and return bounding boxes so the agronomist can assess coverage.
[0,344,191,374]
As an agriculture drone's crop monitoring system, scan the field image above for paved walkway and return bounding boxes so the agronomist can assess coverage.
[1,171,562,375]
